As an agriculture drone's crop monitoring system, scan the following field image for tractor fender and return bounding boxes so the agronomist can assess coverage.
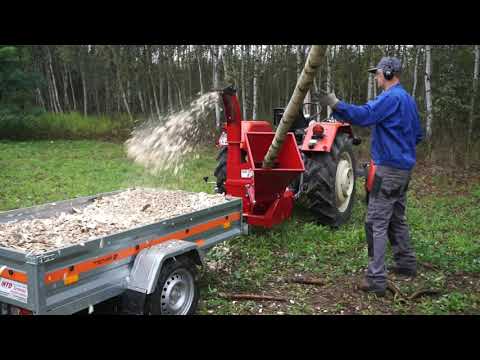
[126,240,203,295]
[301,122,353,153]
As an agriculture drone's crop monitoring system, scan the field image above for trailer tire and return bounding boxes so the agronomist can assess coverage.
[213,146,227,194]
[298,132,356,227]
[145,257,199,315]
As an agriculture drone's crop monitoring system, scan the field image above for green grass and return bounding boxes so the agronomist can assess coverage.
[1,140,479,315]
[0,140,216,211]
[0,112,134,141]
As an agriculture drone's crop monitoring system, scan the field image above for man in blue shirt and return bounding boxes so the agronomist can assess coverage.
[319,57,424,296]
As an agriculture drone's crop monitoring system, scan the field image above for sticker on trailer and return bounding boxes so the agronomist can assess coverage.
[0,278,28,304]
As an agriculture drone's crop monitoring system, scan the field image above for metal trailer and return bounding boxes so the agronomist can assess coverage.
[0,190,245,315]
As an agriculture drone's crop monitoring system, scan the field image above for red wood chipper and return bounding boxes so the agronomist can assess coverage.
[214,86,362,229]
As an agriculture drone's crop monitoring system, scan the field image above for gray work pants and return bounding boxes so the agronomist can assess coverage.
[365,165,417,290]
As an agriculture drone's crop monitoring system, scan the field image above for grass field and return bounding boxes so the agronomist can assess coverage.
[0,140,479,315]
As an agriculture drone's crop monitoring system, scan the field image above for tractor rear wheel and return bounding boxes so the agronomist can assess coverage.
[298,132,356,227]
[213,146,227,194]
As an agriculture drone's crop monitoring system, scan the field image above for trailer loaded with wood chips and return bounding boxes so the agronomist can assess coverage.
[0,188,245,315]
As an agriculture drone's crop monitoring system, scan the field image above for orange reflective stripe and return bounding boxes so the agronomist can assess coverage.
[44,212,240,285]
[0,269,28,284]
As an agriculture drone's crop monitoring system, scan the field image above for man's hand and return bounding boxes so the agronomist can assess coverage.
[318,89,340,110]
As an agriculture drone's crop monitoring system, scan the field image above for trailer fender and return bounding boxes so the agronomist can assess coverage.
[127,240,203,295]
[121,240,203,315]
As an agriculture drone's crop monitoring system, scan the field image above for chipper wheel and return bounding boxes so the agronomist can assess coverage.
[298,132,356,227]
[213,146,227,194]
[144,257,200,315]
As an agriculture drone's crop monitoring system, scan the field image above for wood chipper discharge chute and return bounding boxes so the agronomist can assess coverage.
[219,86,304,228]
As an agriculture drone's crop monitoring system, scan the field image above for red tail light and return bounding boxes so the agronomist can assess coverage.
[312,124,324,136]
[19,308,32,315]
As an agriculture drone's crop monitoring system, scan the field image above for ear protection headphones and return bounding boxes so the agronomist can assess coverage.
[383,61,395,80]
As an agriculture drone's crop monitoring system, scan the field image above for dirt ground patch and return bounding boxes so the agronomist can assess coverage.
[411,160,480,198]
[211,266,480,315]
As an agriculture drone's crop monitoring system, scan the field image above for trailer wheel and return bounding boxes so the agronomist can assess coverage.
[299,132,356,227]
[213,146,227,194]
[145,257,199,315]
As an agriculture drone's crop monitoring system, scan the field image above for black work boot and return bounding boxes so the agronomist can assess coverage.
[358,278,386,297]
[388,265,417,278]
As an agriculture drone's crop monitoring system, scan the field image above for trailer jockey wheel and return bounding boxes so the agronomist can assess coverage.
[145,257,199,315]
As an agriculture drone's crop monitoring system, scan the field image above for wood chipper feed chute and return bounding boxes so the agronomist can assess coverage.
[245,132,304,204]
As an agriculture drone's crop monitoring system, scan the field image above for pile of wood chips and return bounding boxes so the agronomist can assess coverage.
[0,188,228,255]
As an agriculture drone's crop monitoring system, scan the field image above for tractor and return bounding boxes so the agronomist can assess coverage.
[213,85,362,228]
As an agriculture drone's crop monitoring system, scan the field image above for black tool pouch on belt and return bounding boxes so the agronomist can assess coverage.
[366,174,382,205]
[371,174,382,197]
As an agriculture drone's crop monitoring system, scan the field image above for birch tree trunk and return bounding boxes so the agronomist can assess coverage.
[167,72,174,113]
[424,45,433,142]
[110,46,132,121]
[44,61,57,113]
[241,45,247,119]
[69,69,77,111]
[104,75,110,115]
[326,46,332,117]
[263,45,325,168]
[149,71,161,119]
[296,45,302,78]
[467,45,479,167]
[46,46,63,113]
[412,45,421,98]
[138,90,146,114]
[285,45,290,106]
[36,88,46,110]
[367,57,373,100]
[62,63,70,111]
[196,49,204,95]
[303,45,312,115]
[252,46,259,120]
[79,52,88,117]
[212,45,221,127]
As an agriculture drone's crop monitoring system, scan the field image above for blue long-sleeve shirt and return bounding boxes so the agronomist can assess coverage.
[332,83,424,170]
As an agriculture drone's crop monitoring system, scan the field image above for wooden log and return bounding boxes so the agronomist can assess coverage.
[218,292,287,302]
[287,276,325,286]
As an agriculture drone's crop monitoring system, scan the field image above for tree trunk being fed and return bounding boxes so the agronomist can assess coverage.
[326,45,332,118]
[263,45,325,168]
[424,45,433,142]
